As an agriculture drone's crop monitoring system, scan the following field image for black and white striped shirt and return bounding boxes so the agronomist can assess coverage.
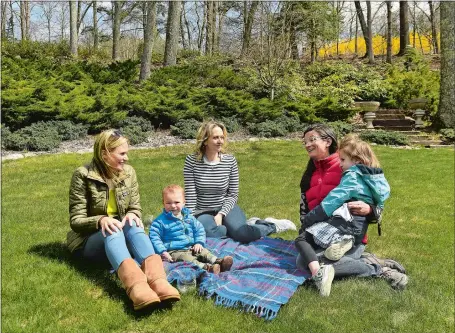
[183,153,239,216]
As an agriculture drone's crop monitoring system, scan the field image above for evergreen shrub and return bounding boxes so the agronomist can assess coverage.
[170,119,202,139]
[440,129,455,143]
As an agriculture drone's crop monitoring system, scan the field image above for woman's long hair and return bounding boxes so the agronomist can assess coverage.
[300,124,338,193]
[194,120,228,160]
[92,129,128,181]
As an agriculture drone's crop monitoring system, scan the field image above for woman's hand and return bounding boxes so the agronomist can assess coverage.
[192,244,203,254]
[161,251,174,262]
[99,216,123,237]
[122,213,143,229]
[347,201,372,216]
[214,213,223,226]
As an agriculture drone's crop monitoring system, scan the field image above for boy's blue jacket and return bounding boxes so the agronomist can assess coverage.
[149,207,206,254]
[303,164,390,229]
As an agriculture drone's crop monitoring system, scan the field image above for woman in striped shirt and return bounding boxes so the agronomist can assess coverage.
[183,120,295,243]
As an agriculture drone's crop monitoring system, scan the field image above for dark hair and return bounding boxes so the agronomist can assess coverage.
[300,124,338,193]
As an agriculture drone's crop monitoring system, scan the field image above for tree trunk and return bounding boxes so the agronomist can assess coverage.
[212,1,218,53]
[180,2,187,49]
[196,1,205,52]
[183,2,192,49]
[412,1,416,48]
[140,1,156,81]
[429,1,439,54]
[436,1,455,129]
[241,1,258,57]
[397,1,410,56]
[20,0,30,40]
[93,1,98,50]
[1,1,8,38]
[112,1,122,61]
[386,1,392,64]
[205,1,213,55]
[366,2,374,63]
[164,0,181,66]
[69,1,78,56]
[355,13,358,55]
[354,1,369,58]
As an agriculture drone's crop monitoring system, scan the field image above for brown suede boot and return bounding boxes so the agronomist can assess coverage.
[141,255,181,302]
[117,258,160,310]
[215,256,234,272]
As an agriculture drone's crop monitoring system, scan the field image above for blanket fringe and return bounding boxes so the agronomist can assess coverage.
[213,295,278,320]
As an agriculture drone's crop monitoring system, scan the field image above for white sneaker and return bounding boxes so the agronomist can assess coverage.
[313,265,335,297]
[264,217,297,232]
[324,239,353,261]
[246,217,261,226]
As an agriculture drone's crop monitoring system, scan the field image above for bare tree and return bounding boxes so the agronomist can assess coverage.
[366,1,374,63]
[397,1,409,56]
[1,1,7,38]
[93,0,98,50]
[164,0,181,66]
[20,0,30,41]
[37,1,59,42]
[386,1,392,64]
[436,1,455,128]
[139,1,157,81]
[354,1,370,59]
[70,1,78,55]
[205,1,214,55]
[112,1,123,61]
[241,1,259,57]
[416,1,439,54]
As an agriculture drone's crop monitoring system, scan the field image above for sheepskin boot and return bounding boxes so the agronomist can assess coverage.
[141,255,181,302]
[117,258,160,310]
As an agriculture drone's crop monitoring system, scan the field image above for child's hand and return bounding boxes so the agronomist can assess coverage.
[192,244,203,254]
[161,251,173,262]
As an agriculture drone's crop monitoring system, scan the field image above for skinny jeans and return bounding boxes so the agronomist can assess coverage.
[78,222,155,271]
[196,204,276,243]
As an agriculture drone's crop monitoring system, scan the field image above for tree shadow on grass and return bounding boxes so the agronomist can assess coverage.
[28,241,175,318]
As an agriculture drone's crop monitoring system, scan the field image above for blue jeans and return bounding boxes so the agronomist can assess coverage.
[196,204,276,243]
[296,244,381,279]
[79,223,155,271]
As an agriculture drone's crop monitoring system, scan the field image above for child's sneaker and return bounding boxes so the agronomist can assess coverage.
[324,239,353,261]
[380,267,408,290]
[312,265,335,297]
[215,256,234,272]
[204,263,221,274]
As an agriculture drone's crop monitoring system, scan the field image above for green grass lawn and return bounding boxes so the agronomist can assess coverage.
[2,141,454,333]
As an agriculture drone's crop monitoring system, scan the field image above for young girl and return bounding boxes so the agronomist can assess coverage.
[295,134,390,296]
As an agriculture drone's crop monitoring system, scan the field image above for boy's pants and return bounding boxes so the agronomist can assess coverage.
[168,248,217,269]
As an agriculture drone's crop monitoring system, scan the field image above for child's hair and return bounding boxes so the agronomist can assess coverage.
[339,134,380,168]
[162,184,185,201]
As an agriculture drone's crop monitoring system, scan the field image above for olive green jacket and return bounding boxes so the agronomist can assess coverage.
[67,162,142,252]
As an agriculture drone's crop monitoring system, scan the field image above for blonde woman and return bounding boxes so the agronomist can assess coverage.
[67,129,180,310]
[183,120,295,243]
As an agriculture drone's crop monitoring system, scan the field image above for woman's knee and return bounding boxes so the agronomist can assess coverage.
[228,225,260,243]
[206,225,227,238]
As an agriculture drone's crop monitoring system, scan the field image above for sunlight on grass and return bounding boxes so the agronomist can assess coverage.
[2,141,454,333]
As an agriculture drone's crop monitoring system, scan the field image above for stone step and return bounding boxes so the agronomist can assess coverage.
[373,119,415,127]
[410,140,444,145]
[374,126,414,131]
[425,144,454,149]
[374,114,406,120]
[376,109,405,115]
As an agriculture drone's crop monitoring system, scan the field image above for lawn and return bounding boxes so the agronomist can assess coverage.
[2,140,454,333]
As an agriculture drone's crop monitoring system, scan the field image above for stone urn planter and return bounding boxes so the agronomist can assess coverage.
[408,98,427,129]
[354,101,380,129]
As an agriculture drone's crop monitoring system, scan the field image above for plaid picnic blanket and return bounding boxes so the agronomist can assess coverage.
[164,237,308,320]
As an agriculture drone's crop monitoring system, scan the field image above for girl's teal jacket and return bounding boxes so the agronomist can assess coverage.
[149,207,206,254]
[303,164,390,229]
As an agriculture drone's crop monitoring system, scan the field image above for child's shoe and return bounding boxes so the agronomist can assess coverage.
[204,263,221,274]
[324,239,353,261]
[312,265,335,297]
[215,256,234,272]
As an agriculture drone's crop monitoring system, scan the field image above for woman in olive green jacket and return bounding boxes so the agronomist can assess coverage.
[68,129,180,310]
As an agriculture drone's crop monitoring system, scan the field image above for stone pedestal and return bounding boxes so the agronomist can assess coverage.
[413,109,425,128]
[364,112,376,129]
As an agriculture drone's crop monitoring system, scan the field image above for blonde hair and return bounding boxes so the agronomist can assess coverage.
[162,184,185,201]
[93,129,129,180]
[194,120,228,160]
[339,134,380,168]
